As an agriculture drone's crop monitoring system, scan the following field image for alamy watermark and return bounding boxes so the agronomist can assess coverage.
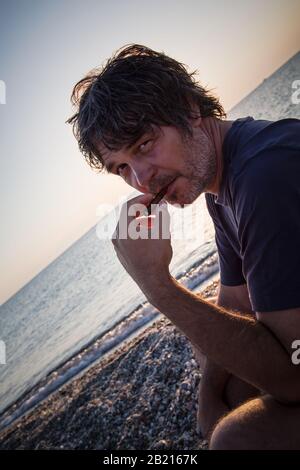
[291,80,300,104]
[291,339,300,365]
[0,340,6,365]
[0,80,6,104]
[96,196,206,242]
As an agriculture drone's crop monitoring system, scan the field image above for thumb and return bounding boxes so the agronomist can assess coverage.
[127,193,154,217]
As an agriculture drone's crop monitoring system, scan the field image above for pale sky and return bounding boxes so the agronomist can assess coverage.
[0,0,299,305]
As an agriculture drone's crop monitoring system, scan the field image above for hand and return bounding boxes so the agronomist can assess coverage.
[112,194,173,293]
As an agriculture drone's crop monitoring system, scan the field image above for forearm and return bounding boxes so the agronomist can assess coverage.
[192,292,231,395]
[143,274,299,403]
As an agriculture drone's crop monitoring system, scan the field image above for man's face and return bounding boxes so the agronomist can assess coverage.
[98,124,216,206]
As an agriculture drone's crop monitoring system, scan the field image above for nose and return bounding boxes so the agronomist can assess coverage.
[130,160,155,191]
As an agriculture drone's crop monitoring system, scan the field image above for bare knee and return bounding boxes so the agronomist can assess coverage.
[208,410,260,450]
[209,413,240,450]
[209,397,265,450]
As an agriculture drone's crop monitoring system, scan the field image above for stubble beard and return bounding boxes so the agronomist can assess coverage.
[180,128,217,204]
[147,128,217,206]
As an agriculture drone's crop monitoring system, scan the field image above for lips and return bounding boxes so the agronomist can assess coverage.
[149,177,177,201]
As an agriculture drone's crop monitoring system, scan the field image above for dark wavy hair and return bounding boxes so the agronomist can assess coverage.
[67,44,226,172]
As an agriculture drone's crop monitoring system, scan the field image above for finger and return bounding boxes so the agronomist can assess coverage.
[136,207,171,241]
[135,215,156,230]
[152,201,171,239]
[126,193,154,215]
[119,194,154,228]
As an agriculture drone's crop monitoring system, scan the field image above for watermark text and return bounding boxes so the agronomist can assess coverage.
[0,80,6,104]
[291,339,300,365]
[291,80,300,104]
[0,340,6,364]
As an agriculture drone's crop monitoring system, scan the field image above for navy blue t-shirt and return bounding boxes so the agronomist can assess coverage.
[205,116,300,312]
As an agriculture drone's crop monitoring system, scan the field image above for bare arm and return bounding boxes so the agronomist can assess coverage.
[194,282,255,385]
[217,283,254,316]
[112,194,300,405]
[193,282,253,381]
[144,274,300,404]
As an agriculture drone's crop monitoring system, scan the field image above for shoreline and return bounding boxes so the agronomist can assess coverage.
[0,280,219,450]
[0,256,219,433]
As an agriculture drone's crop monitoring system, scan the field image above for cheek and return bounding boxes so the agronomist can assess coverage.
[158,137,185,169]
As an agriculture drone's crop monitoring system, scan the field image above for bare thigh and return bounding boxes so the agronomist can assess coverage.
[210,394,300,450]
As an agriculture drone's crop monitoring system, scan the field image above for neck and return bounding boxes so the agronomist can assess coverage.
[200,117,233,195]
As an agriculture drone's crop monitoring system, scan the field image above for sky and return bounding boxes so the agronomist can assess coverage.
[0,0,299,305]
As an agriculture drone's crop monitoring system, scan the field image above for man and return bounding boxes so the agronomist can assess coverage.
[67,44,300,449]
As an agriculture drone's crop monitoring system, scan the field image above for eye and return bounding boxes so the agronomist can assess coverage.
[116,163,127,175]
[139,139,152,152]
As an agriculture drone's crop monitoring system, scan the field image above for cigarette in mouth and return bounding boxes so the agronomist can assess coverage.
[146,182,173,216]
[135,187,168,229]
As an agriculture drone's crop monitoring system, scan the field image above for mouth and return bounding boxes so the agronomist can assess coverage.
[146,177,177,214]
[152,177,177,199]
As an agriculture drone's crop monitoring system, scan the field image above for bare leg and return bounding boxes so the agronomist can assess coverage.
[209,395,300,450]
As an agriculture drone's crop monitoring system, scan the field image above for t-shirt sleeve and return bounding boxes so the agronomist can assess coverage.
[215,224,247,286]
[205,194,246,286]
[233,148,300,312]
